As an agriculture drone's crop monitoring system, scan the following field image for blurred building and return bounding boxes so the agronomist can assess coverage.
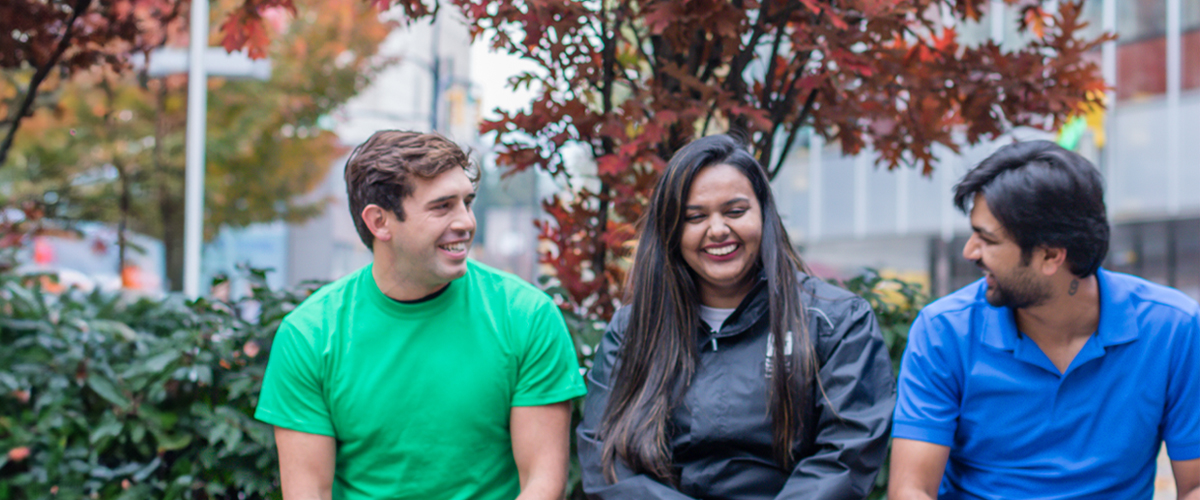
[777,0,1200,303]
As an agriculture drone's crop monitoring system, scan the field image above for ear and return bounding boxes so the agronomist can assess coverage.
[361,204,393,243]
[1037,246,1069,276]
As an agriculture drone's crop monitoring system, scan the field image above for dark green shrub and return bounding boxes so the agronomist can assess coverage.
[2,266,923,499]
[0,269,320,499]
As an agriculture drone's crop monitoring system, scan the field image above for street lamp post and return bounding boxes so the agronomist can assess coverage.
[183,0,209,299]
[175,2,271,299]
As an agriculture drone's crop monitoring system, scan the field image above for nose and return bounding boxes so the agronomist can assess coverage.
[962,234,981,261]
[451,202,476,236]
[708,215,730,240]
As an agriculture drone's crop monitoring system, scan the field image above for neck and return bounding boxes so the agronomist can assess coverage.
[1015,274,1100,343]
[699,277,756,309]
[371,247,451,302]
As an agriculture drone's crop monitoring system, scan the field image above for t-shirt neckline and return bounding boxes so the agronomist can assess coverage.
[363,263,466,317]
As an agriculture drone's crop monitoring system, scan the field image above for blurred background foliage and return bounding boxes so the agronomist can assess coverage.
[2,0,393,292]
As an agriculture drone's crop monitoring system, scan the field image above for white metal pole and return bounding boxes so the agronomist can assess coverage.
[1102,0,1116,210]
[1166,0,1181,214]
[853,148,868,238]
[184,0,209,298]
[990,0,1005,45]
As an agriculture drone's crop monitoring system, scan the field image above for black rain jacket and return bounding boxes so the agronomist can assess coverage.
[577,274,895,500]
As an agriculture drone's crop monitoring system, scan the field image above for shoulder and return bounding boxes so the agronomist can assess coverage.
[797,273,872,335]
[911,279,990,336]
[465,260,556,311]
[922,278,988,320]
[281,265,366,335]
[1104,269,1200,319]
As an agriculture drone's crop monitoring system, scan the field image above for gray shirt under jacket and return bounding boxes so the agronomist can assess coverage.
[577,274,896,500]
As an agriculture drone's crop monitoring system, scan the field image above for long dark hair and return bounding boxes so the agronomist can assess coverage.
[599,134,817,483]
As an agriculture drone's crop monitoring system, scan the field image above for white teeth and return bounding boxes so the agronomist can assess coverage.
[440,243,467,253]
[704,244,737,256]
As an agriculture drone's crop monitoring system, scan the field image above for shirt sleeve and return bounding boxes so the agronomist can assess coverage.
[1163,309,1200,461]
[892,310,963,447]
[773,297,895,500]
[576,317,699,500]
[254,319,335,437]
[511,296,587,407]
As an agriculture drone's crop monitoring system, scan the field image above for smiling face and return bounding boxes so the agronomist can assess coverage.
[679,163,763,308]
[375,167,476,295]
[963,193,1051,308]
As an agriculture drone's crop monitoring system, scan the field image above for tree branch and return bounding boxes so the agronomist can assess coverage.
[770,87,820,178]
[0,0,95,167]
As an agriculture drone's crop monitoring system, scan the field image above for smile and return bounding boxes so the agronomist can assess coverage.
[704,243,738,256]
[439,242,468,253]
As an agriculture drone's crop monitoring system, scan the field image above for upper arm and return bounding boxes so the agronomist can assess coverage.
[510,403,572,495]
[1172,458,1200,500]
[1164,312,1200,462]
[893,312,962,447]
[275,427,335,500]
[256,321,335,436]
[511,297,586,407]
[888,438,950,500]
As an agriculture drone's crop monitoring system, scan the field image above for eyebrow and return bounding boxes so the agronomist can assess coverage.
[426,193,473,206]
[972,225,1000,239]
[686,196,751,211]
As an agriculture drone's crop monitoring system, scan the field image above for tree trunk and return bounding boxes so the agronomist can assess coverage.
[160,197,185,292]
[152,82,186,292]
[117,160,129,277]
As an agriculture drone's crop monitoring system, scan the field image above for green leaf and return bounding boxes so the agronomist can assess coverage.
[89,415,124,445]
[122,350,179,378]
[88,319,138,342]
[152,429,192,452]
[132,456,162,481]
[87,376,132,411]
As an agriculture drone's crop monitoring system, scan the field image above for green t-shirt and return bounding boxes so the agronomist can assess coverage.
[255,260,586,499]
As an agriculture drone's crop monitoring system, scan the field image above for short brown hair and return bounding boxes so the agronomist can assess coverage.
[344,130,478,248]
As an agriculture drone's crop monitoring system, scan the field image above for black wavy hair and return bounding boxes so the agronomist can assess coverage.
[953,140,1109,277]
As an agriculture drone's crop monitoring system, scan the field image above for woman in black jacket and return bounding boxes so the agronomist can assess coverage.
[576,134,895,499]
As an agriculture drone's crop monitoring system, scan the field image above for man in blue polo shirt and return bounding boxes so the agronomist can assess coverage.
[888,141,1200,500]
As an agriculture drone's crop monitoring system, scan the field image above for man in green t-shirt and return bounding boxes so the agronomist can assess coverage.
[256,130,587,500]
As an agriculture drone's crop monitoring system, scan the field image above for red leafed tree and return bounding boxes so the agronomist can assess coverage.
[0,0,187,166]
[223,0,1110,323]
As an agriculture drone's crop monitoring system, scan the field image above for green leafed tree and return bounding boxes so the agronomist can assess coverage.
[5,0,394,290]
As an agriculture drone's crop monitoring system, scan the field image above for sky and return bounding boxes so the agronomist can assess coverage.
[468,39,540,120]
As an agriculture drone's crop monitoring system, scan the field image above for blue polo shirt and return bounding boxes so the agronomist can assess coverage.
[894,268,1200,499]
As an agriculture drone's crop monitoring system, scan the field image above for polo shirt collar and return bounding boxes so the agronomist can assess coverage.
[1094,267,1140,347]
[979,267,1140,351]
[980,295,1018,351]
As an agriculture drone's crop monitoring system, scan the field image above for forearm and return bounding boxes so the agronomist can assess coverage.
[887,487,937,500]
[514,461,567,500]
[514,476,564,500]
